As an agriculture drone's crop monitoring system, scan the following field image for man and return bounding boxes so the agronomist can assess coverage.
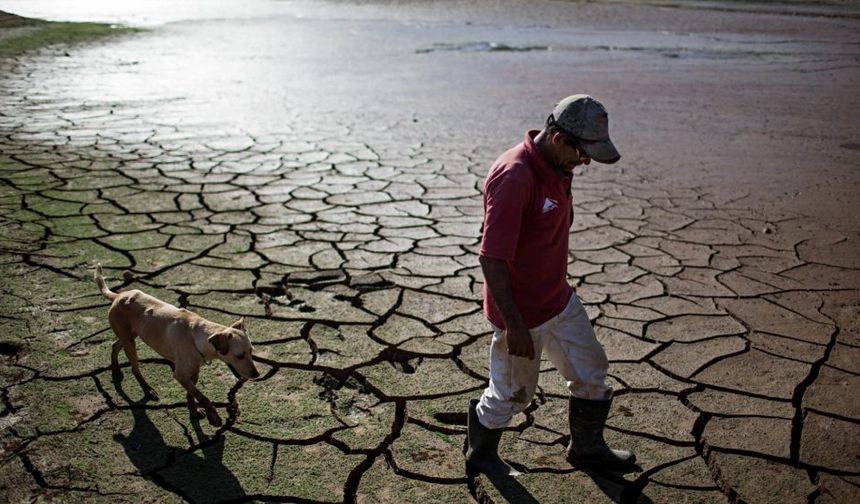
[465,95,636,476]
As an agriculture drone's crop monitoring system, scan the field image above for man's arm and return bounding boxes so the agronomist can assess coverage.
[479,255,535,360]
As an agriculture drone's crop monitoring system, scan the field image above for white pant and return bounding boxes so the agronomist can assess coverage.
[476,294,611,430]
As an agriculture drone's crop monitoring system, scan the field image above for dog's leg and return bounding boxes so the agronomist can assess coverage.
[122,340,159,401]
[110,340,124,380]
[186,369,205,420]
[176,372,221,427]
[108,317,127,380]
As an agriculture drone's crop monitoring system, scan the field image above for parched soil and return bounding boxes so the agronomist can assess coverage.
[0,1,858,503]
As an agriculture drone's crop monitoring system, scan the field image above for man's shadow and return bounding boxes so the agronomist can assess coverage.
[480,461,653,504]
[112,378,246,502]
[582,466,654,504]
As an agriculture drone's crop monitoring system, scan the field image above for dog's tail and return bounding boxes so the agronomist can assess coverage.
[95,263,118,302]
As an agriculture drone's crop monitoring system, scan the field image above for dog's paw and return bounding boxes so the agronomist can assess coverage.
[111,369,123,381]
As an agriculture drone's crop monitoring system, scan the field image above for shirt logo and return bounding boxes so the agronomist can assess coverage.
[542,197,558,214]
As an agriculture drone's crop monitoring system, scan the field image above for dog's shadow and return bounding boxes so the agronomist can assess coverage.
[112,379,246,502]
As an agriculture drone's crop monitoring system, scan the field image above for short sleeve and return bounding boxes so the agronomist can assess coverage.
[480,165,532,262]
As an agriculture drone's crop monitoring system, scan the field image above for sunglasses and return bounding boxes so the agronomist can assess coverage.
[548,115,589,158]
[559,132,589,160]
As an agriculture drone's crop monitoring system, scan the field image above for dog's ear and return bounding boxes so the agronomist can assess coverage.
[208,332,231,355]
[230,317,245,331]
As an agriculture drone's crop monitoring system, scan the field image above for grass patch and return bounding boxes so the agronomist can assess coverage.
[0,10,140,55]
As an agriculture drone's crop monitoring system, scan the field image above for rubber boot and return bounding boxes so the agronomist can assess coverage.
[566,396,636,470]
[465,399,521,476]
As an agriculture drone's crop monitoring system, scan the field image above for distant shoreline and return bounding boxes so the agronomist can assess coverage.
[576,0,860,19]
[0,10,140,55]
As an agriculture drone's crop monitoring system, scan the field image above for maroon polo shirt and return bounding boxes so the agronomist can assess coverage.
[480,130,574,330]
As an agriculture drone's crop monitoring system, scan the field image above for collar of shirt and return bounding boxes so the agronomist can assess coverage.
[523,130,569,184]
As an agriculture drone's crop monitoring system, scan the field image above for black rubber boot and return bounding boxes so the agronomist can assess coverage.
[566,396,636,470]
[465,399,521,476]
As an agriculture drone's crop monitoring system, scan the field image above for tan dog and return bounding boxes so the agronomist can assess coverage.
[95,264,260,426]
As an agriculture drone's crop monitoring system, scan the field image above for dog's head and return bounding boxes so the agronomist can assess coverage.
[207,318,260,381]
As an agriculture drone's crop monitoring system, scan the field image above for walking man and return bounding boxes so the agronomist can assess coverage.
[466,95,636,476]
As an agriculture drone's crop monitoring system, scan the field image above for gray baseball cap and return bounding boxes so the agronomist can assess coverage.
[550,94,621,164]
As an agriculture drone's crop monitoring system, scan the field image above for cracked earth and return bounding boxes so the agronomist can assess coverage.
[1,1,859,503]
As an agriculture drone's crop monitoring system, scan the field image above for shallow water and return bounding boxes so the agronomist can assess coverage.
[0,0,303,26]
[1,0,841,128]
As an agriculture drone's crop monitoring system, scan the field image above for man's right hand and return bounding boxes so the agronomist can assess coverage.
[504,322,535,360]
[479,255,536,360]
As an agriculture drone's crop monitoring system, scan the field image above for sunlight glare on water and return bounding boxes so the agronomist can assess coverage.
[0,0,304,26]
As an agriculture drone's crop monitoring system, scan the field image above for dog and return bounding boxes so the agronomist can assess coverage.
[95,264,260,426]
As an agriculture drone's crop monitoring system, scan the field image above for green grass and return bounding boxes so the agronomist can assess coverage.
[0,14,140,55]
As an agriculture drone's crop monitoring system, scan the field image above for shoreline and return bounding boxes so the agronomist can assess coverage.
[0,10,139,55]
[576,0,860,19]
